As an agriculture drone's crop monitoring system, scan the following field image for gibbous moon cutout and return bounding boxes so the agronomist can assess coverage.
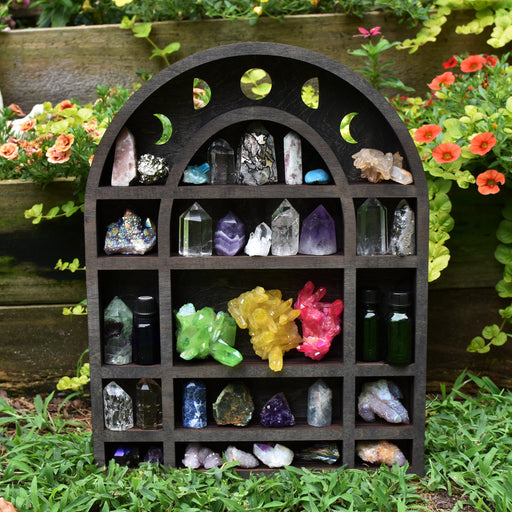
[340,112,358,144]
[154,113,173,145]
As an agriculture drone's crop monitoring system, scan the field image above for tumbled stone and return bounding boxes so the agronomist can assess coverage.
[271,199,299,256]
[236,123,277,185]
[244,222,272,256]
[356,440,407,467]
[103,381,134,431]
[213,382,254,426]
[305,169,329,184]
[352,148,413,185]
[358,379,409,424]
[214,211,245,256]
[224,446,259,468]
[284,131,302,184]
[112,127,137,186]
[307,379,332,427]
[299,204,336,255]
[208,139,236,184]
[183,163,210,184]
[261,392,295,427]
[389,199,415,256]
[104,210,156,255]
[253,443,294,468]
[103,296,132,365]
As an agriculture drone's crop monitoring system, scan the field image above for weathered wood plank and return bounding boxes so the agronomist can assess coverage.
[0,13,505,111]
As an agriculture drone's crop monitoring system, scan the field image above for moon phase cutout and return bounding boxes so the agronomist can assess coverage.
[154,113,173,145]
[340,112,358,144]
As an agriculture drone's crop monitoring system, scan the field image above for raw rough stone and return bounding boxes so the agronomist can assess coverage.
[284,131,303,184]
[356,440,407,467]
[260,392,295,427]
[182,443,222,469]
[299,204,337,255]
[244,222,272,256]
[358,379,409,424]
[236,123,277,185]
[104,210,157,255]
[352,148,413,185]
[103,381,134,431]
[111,127,137,186]
[224,446,259,468]
[307,379,332,427]
[214,211,245,256]
[103,296,132,365]
[389,199,415,256]
[136,153,169,184]
[183,163,210,184]
[271,199,300,256]
[253,443,294,468]
[213,382,254,426]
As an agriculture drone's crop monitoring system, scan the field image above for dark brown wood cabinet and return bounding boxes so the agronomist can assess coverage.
[85,43,428,474]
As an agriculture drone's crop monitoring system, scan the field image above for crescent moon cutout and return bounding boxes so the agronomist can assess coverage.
[154,113,173,145]
[340,112,358,144]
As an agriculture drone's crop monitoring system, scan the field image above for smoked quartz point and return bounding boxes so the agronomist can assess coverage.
[227,286,301,371]
[294,281,343,360]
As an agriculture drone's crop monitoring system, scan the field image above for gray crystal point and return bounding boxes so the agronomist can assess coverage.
[236,122,277,185]
[284,131,303,184]
[245,222,272,256]
[299,204,337,255]
[136,153,169,184]
[103,381,134,431]
[307,379,332,427]
[389,199,415,256]
[358,379,409,424]
[104,210,157,255]
[111,127,136,186]
[224,446,259,468]
[208,138,236,184]
[103,296,132,365]
[356,198,387,256]
[179,202,212,256]
[271,199,299,256]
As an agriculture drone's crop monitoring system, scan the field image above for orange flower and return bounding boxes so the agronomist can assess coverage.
[442,56,458,69]
[460,55,486,72]
[20,118,36,132]
[0,142,19,160]
[46,146,71,164]
[82,119,98,133]
[58,99,74,111]
[476,169,505,195]
[428,71,455,90]
[414,124,442,143]
[485,55,498,67]
[432,142,461,163]
[54,133,75,152]
[8,104,25,116]
[469,132,496,156]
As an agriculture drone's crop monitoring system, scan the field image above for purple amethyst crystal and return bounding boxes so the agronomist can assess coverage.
[260,393,295,427]
[298,204,337,255]
[214,211,245,256]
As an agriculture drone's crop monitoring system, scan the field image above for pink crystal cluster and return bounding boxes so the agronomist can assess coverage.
[294,281,344,360]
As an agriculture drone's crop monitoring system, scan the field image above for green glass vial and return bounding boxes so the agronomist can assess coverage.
[385,291,413,365]
[358,288,382,362]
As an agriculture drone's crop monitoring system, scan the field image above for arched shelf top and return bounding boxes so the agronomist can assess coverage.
[86,42,425,195]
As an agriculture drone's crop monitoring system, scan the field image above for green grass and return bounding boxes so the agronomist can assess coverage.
[0,371,510,511]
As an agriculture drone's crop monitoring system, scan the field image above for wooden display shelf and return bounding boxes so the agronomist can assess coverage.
[85,42,428,474]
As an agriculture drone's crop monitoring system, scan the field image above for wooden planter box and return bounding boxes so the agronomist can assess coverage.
[0,12,500,112]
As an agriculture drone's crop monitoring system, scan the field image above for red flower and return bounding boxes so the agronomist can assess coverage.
[432,142,461,163]
[460,55,486,72]
[8,104,25,116]
[469,132,496,156]
[428,72,455,91]
[353,26,382,38]
[414,124,442,143]
[58,99,75,111]
[485,55,498,67]
[476,169,505,195]
[442,56,458,69]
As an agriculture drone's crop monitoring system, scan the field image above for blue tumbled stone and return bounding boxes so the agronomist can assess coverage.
[305,169,330,184]
[183,380,207,428]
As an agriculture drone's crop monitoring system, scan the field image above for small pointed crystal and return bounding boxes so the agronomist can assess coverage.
[182,380,207,428]
[299,204,336,255]
[214,211,245,256]
[103,381,134,431]
[245,222,272,256]
[356,198,387,255]
[179,202,212,256]
[271,199,299,256]
[389,200,415,256]
[208,138,236,184]
[284,131,302,184]
[135,378,162,430]
[307,379,332,427]
[111,127,136,186]
[103,296,132,365]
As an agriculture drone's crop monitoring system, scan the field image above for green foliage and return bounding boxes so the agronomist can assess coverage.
[24,201,84,224]
[56,349,90,395]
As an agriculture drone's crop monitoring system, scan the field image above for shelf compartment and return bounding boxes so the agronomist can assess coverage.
[354,439,413,470]
[104,442,164,466]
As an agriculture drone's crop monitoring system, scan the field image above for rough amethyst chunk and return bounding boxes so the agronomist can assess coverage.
[260,392,295,427]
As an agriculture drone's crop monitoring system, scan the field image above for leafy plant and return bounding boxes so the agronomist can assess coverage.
[56,349,90,396]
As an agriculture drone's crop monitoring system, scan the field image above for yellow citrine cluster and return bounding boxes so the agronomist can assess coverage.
[228,286,302,372]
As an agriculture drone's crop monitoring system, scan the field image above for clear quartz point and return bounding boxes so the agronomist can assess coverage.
[179,202,212,256]
[208,138,236,184]
[356,198,387,255]
[271,199,299,256]
[103,381,134,431]
[389,199,415,256]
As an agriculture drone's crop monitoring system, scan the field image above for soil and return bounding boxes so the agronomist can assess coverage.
[0,392,482,512]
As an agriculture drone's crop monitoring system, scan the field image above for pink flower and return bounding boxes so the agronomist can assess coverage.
[354,26,381,38]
